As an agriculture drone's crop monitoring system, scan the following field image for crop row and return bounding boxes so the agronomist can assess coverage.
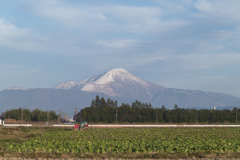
[8,128,240,154]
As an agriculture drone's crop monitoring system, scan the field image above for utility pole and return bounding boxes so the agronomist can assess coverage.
[58,109,60,124]
[47,110,49,124]
[116,109,118,124]
[21,108,23,124]
[197,110,198,124]
[156,108,158,124]
[236,108,238,124]
[74,107,77,124]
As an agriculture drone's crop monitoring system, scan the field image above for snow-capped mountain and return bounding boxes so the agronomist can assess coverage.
[52,68,240,109]
[55,68,165,101]
[0,87,28,92]
[54,79,88,90]
[1,68,240,114]
[7,86,29,90]
[54,81,78,90]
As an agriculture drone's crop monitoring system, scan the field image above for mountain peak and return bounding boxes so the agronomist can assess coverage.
[94,68,131,85]
[108,68,128,73]
[93,68,148,86]
[53,68,162,97]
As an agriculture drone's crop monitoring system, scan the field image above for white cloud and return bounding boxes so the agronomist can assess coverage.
[151,0,193,13]
[176,52,240,70]
[29,0,107,30]
[96,39,139,48]
[23,0,109,31]
[194,0,212,12]
[0,17,95,55]
[141,56,165,63]
[194,0,240,21]
[0,18,45,52]
[23,0,189,34]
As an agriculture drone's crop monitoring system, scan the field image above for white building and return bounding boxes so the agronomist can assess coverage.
[0,119,2,125]
[69,119,75,122]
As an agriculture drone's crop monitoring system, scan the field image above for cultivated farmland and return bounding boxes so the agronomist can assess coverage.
[1,127,240,159]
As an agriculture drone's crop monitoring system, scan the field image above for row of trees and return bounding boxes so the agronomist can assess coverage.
[1,95,239,124]
[77,96,240,123]
[1,108,58,122]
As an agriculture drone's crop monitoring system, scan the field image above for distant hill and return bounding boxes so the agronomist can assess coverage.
[1,68,240,114]
[217,106,240,110]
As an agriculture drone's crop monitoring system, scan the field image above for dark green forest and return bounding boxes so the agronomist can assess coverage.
[1,108,58,122]
[1,95,239,124]
[77,95,240,124]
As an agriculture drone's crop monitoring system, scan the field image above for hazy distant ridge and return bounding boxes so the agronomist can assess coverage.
[1,68,240,113]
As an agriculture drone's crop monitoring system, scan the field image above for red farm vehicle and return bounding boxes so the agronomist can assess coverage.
[73,121,88,131]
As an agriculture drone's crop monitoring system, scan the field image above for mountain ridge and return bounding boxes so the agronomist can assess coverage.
[1,68,240,113]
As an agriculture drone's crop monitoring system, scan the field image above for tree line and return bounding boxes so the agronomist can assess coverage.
[1,96,239,124]
[77,95,240,124]
[1,108,58,122]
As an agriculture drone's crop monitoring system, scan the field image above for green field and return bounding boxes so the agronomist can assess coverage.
[1,127,240,159]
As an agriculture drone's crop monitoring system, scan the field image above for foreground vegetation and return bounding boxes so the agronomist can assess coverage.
[1,126,240,159]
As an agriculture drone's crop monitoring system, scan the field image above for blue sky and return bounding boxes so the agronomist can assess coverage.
[0,0,240,97]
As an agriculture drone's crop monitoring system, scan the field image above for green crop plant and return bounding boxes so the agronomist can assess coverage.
[7,128,240,155]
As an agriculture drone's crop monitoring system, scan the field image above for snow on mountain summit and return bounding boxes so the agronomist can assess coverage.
[79,68,162,97]
[93,68,147,86]
[54,81,78,90]
[53,68,164,98]
[54,79,88,90]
